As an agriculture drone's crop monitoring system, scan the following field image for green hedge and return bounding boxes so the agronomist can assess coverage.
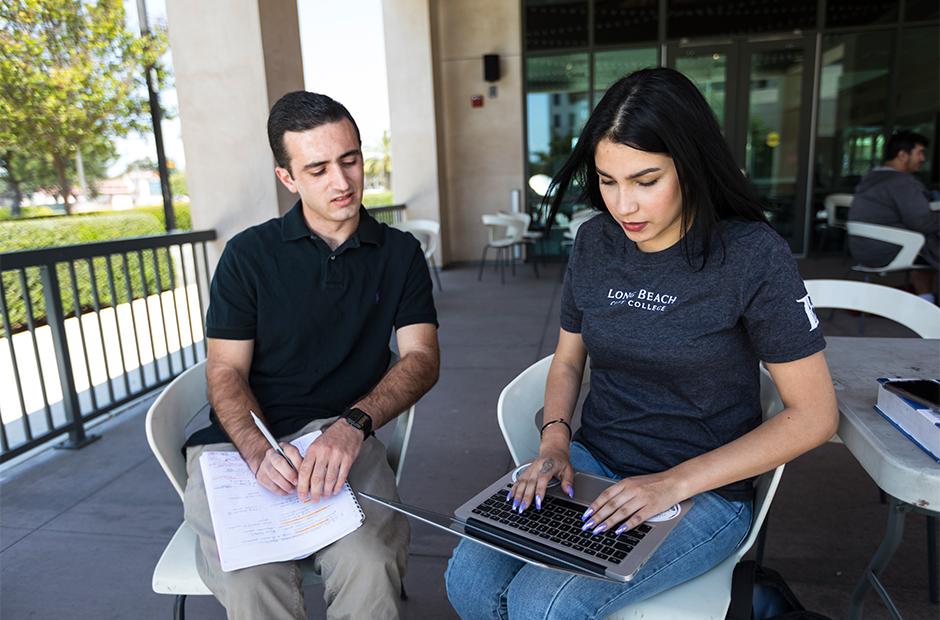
[0,206,57,220]
[1,204,193,339]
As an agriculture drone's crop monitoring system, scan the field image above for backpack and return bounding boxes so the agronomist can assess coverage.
[726,560,833,620]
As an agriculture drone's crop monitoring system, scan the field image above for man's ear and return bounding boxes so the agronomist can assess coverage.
[275,166,298,193]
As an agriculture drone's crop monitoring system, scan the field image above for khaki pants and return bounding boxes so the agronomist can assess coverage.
[183,417,410,620]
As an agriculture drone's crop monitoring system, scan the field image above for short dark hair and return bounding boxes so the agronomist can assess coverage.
[267,91,361,172]
[546,67,767,269]
[883,130,929,162]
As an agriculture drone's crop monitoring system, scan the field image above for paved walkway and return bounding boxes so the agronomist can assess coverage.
[0,261,935,619]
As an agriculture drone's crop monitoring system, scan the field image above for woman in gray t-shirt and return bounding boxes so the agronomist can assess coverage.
[446,68,838,619]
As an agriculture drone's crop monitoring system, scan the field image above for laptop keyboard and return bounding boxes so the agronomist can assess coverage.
[470,486,652,565]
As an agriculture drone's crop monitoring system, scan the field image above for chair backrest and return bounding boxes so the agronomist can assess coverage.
[846,221,925,270]
[145,360,210,499]
[145,359,418,499]
[499,211,532,229]
[497,355,785,561]
[734,366,786,560]
[482,213,524,244]
[805,278,940,338]
[568,212,596,240]
[395,219,440,261]
[823,193,853,228]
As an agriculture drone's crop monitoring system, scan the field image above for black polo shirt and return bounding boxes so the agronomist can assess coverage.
[185,203,438,447]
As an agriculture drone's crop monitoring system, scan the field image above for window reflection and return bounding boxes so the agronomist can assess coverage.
[526,54,590,217]
[593,48,658,104]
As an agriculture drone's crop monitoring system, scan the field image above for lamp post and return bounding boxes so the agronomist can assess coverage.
[136,0,175,231]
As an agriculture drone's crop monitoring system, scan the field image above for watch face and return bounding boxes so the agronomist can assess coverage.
[345,408,372,434]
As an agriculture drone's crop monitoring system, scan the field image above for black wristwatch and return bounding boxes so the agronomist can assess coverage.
[342,407,374,439]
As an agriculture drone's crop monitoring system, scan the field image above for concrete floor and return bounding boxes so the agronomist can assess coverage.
[1,258,937,619]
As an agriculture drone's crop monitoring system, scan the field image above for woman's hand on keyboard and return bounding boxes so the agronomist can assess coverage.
[581,472,682,536]
[507,443,575,514]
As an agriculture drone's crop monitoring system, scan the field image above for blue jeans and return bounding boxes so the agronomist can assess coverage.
[445,442,752,620]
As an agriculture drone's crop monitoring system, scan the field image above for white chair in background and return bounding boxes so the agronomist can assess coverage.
[815,193,853,252]
[802,278,939,600]
[146,360,416,620]
[804,278,940,338]
[846,221,930,280]
[479,213,528,284]
[496,355,787,620]
[561,210,598,255]
[499,210,545,276]
[395,219,443,291]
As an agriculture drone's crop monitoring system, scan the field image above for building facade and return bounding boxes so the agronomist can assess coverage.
[166,0,938,264]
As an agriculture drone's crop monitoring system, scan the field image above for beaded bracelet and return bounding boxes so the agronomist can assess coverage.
[540,418,572,439]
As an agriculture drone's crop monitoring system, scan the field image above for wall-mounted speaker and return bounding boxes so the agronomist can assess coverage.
[483,54,500,82]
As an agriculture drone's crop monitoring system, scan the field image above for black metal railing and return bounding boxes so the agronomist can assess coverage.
[0,230,216,462]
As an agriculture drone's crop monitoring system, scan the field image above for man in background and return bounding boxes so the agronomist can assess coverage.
[849,130,938,302]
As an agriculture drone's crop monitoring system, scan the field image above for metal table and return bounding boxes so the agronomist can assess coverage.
[825,337,940,619]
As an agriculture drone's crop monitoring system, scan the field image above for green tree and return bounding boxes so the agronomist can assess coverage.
[364,130,392,190]
[0,0,167,214]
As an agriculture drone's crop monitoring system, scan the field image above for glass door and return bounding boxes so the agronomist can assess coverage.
[737,38,814,254]
[668,42,737,137]
[670,37,815,254]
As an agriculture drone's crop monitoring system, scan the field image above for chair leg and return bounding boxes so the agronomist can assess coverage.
[174,594,187,620]
[754,514,769,565]
[478,246,489,281]
[499,248,506,285]
[430,257,443,291]
[510,247,517,277]
[401,582,409,601]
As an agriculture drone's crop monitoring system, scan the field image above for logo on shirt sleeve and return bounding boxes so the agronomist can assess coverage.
[797,294,819,331]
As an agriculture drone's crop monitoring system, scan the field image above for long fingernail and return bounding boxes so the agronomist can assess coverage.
[564,484,574,498]
[512,498,520,510]
[506,491,512,502]
[581,507,594,520]
[518,501,527,513]
[615,525,627,536]
[581,519,595,531]
[592,524,607,535]
[535,495,542,510]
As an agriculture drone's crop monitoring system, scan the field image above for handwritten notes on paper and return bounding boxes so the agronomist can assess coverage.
[200,431,365,572]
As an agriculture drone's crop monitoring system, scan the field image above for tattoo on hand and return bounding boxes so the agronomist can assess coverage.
[540,459,554,474]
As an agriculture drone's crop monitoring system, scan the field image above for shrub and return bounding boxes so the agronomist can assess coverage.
[0,206,195,338]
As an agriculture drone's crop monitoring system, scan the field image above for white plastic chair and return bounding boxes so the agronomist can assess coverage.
[824,193,853,228]
[146,360,416,619]
[479,213,527,284]
[496,355,786,620]
[395,219,443,291]
[803,278,940,599]
[846,221,930,278]
[804,279,940,338]
[498,211,543,278]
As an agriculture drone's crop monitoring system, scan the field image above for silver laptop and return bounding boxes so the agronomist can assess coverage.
[360,465,692,582]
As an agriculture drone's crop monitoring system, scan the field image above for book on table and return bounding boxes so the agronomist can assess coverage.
[199,431,365,572]
[875,378,940,463]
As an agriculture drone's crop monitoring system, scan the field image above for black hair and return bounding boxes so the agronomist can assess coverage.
[267,91,361,173]
[545,67,767,268]
[883,130,929,162]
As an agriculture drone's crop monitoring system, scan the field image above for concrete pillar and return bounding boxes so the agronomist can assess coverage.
[382,0,449,259]
[432,0,524,263]
[164,0,304,264]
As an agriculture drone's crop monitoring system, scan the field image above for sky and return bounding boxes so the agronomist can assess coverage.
[111,0,390,176]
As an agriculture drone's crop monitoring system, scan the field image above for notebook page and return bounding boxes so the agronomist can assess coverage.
[200,431,365,572]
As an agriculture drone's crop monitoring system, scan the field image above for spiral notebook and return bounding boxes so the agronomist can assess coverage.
[199,431,365,572]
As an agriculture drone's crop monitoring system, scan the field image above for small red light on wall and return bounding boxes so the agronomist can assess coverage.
[471,95,484,108]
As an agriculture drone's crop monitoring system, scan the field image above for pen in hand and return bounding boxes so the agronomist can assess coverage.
[250,410,299,475]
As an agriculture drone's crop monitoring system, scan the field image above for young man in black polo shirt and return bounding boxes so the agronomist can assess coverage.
[182,92,440,619]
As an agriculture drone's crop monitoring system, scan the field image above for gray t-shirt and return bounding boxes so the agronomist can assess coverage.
[561,213,825,499]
